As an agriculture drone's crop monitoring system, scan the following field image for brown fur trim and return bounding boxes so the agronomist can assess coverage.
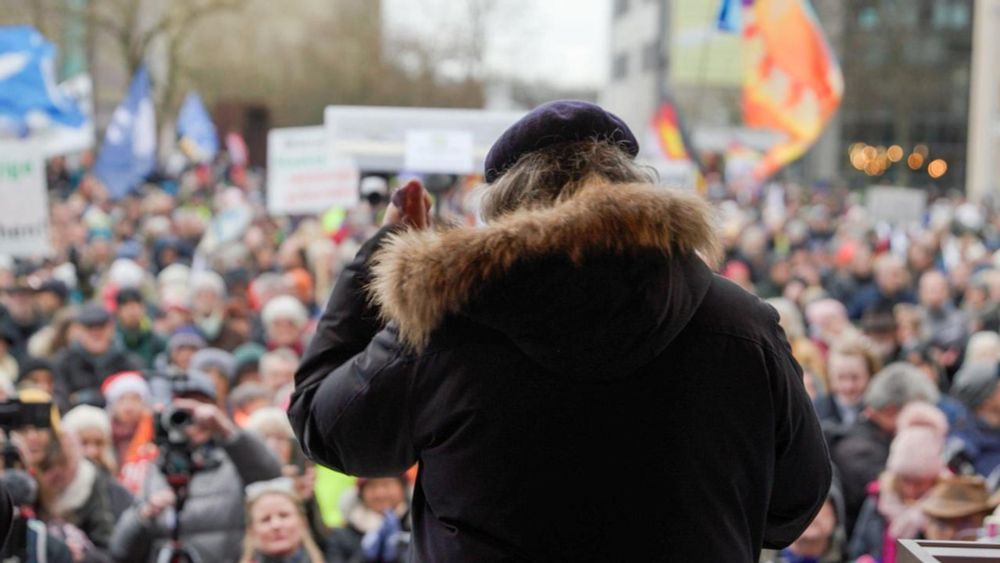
[368,182,720,350]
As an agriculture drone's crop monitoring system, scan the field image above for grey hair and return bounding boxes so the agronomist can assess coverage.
[477,140,656,222]
[864,362,940,410]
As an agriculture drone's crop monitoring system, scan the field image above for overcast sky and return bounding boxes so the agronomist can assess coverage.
[383,0,611,89]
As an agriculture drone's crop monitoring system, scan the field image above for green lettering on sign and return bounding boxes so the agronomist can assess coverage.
[0,161,33,182]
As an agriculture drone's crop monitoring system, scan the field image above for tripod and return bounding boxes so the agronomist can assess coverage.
[154,472,203,563]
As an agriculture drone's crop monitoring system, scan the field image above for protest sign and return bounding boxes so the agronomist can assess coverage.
[0,142,50,257]
[267,126,360,215]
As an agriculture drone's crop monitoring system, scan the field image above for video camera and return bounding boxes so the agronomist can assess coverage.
[153,405,221,485]
[0,400,52,470]
[0,400,51,431]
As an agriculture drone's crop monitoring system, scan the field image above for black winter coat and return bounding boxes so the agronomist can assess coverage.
[52,345,137,411]
[289,184,832,562]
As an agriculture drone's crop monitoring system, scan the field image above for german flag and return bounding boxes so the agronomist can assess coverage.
[652,101,691,161]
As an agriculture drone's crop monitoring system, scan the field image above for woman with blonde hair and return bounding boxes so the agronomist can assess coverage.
[240,478,324,563]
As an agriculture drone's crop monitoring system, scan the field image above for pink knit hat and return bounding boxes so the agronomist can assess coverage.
[886,403,948,478]
[887,427,945,478]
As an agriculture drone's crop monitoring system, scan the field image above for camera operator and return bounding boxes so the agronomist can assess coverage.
[110,372,281,563]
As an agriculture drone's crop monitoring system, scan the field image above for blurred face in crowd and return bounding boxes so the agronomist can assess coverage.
[261,430,293,465]
[788,500,835,557]
[76,428,109,467]
[851,245,874,278]
[262,356,297,393]
[925,513,988,541]
[193,288,221,317]
[361,478,406,513]
[37,438,80,502]
[267,318,301,348]
[1,288,36,321]
[21,369,54,395]
[205,368,230,408]
[248,493,304,559]
[897,475,937,503]
[919,272,950,310]
[76,320,114,355]
[875,258,907,296]
[117,301,145,330]
[35,291,63,318]
[111,392,146,427]
[172,345,198,371]
[11,426,53,467]
[828,352,870,406]
[908,244,935,274]
[867,404,902,435]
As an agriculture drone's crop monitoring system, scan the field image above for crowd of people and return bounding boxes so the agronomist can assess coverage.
[0,153,418,563]
[2,142,1000,562]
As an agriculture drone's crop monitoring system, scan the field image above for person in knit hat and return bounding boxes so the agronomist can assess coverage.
[949,361,1000,477]
[261,295,309,355]
[61,404,116,474]
[848,402,949,562]
[190,347,237,409]
[100,371,156,495]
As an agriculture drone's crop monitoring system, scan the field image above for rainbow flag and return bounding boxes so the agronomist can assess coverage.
[738,0,843,180]
[652,101,692,161]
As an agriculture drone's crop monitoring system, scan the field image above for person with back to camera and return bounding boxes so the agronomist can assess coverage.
[288,100,832,561]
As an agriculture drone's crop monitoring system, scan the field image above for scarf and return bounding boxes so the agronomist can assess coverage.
[876,472,932,540]
[48,459,96,517]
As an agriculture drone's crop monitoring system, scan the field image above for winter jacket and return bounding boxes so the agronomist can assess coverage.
[115,323,166,369]
[830,418,893,534]
[52,344,138,411]
[289,184,832,562]
[109,431,282,563]
[950,416,1000,478]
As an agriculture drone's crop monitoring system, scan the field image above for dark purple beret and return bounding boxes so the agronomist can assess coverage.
[484,100,640,183]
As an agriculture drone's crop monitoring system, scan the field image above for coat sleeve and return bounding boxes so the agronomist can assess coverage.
[221,430,283,485]
[288,226,418,476]
[761,306,833,549]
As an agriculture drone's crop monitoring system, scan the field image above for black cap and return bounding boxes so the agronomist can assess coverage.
[171,370,218,402]
[37,279,68,301]
[115,287,144,306]
[483,100,639,183]
[77,303,111,326]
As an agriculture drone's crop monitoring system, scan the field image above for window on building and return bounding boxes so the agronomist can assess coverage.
[642,41,661,72]
[612,52,629,80]
[614,0,630,18]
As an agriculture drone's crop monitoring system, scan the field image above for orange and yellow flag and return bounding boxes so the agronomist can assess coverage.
[652,102,691,161]
[740,0,843,180]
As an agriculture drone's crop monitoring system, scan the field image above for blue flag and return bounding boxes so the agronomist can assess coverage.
[94,66,157,199]
[177,92,218,162]
[716,0,743,33]
[0,26,85,131]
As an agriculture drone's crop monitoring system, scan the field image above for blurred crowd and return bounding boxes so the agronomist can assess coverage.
[0,153,431,563]
[5,149,1000,562]
[716,180,1000,561]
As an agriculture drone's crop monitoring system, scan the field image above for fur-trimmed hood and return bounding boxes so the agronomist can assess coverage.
[370,182,719,378]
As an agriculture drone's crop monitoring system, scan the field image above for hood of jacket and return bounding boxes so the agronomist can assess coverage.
[369,182,720,381]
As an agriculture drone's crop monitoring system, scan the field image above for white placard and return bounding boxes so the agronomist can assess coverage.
[0,142,50,257]
[403,129,474,174]
[867,186,927,226]
[267,126,360,215]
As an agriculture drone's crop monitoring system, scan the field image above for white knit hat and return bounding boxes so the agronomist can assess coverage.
[62,405,111,437]
[262,295,308,329]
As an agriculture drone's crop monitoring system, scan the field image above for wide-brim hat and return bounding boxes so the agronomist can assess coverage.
[922,476,1000,519]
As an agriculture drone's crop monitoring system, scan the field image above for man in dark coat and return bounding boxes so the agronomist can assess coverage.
[288,101,831,562]
[53,304,137,411]
[829,362,939,533]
